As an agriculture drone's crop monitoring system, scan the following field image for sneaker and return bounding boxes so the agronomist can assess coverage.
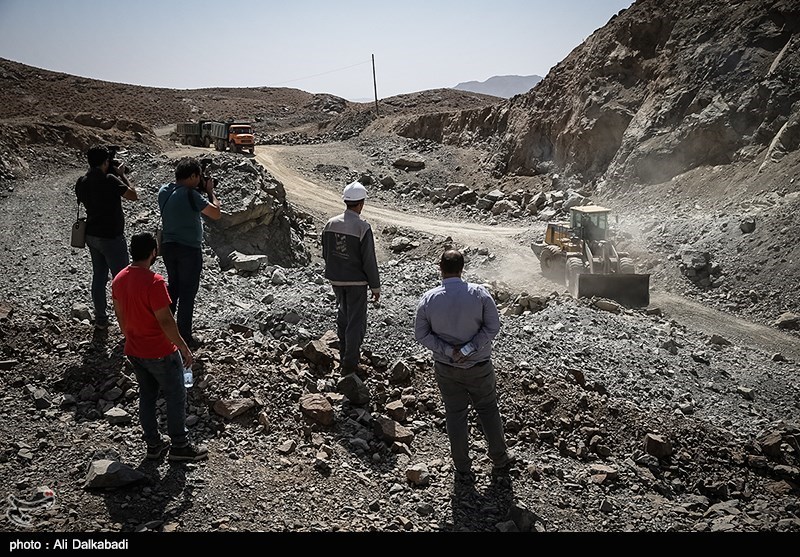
[145,439,170,460]
[168,443,208,462]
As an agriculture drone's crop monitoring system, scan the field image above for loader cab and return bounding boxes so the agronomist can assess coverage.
[570,206,610,243]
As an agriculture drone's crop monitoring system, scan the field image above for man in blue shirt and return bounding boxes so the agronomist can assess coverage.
[414,249,514,481]
[158,157,221,347]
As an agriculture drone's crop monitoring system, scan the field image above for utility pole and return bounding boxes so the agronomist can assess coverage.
[372,54,379,116]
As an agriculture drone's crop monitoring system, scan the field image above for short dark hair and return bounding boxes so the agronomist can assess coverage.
[345,199,364,209]
[175,157,202,181]
[130,232,157,261]
[87,145,110,168]
[439,249,464,275]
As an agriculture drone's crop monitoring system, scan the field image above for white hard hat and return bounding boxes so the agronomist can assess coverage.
[342,181,368,202]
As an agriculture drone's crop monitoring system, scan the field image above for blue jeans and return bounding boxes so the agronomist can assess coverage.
[434,360,508,473]
[161,242,203,341]
[333,285,368,371]
[128,351,188,447]
[85,234,129,324]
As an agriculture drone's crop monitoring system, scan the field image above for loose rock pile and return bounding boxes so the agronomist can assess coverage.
[1,231,799,531]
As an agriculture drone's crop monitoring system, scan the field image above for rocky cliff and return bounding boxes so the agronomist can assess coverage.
[396,0,800,190]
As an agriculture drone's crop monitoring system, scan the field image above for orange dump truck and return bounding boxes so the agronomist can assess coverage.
[175,120,255,153]
[207,121,255,153]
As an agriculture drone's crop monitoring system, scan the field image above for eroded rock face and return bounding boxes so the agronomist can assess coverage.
[203,155,310,270]
[112,152,310,271]
[396,0,800,187]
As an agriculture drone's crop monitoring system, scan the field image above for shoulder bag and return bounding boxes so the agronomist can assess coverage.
[71,201,87,249]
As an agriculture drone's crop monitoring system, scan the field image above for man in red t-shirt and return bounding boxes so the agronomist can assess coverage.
[112,232,207,462]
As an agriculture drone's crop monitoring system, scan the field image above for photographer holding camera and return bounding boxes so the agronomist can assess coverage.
[75,144,138,330]
[158,157,221,348]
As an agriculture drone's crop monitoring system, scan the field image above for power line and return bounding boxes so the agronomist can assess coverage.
[267,60,372,87]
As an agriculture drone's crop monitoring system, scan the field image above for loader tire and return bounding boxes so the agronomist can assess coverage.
[566,258,585,297]
[619,257,635,274]
[539,245,563,276]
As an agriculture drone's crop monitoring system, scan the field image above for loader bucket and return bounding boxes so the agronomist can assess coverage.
[576,273,651,307]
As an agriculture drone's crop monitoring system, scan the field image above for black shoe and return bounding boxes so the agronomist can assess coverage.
[145,439,170,460]
[341,364,369,380]
[454,470,476,485]
[168,443,208,462]
[491,452,518,475]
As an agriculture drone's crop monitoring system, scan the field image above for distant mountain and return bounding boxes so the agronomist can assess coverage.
[453,75,543,99]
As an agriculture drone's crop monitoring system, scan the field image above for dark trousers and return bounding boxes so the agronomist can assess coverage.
[161,242,203,341]
[333,285,369,372]
[85,234,129,324]
[128,351,188,447]
[434,360,508,473]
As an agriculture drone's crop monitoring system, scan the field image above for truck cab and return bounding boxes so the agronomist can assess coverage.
[227,123,255,154]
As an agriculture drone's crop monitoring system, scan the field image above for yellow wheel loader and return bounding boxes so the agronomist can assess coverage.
[531,205,650,307]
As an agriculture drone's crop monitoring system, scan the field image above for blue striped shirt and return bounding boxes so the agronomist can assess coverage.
[414,277,501,368]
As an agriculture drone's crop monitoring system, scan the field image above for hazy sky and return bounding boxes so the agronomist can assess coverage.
[0,0,634,101]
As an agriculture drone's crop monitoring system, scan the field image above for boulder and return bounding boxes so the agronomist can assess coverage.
[83,460,146,489]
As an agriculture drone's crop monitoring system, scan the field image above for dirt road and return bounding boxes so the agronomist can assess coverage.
[255,144,800,361]
[255,145,549,293]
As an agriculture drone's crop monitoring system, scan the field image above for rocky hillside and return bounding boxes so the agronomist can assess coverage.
[0,57,503,182]
[388,0,800,327]
[397,0,800,186]
[0,58,333,128]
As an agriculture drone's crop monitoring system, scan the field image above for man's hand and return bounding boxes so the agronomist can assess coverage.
[371,290,380,305]
[117,166,138,200]
[179,345,194,369]
[203,176,214,195]
[452,346,466,363]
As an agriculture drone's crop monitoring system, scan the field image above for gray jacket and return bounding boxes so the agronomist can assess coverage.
[322,209,380,292]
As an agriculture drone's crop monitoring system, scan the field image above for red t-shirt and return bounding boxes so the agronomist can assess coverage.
[111,266,176,359]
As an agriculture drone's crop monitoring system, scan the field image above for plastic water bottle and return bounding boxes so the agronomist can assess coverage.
[183,367,194,388]
[460,342,476,357]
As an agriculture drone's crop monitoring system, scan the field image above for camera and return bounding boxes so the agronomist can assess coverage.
[198,157,218,192]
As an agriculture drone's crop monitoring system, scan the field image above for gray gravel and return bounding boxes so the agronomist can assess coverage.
[0,146,799,534]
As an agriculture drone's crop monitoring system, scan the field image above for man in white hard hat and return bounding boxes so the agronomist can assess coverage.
[322,180,381,377]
